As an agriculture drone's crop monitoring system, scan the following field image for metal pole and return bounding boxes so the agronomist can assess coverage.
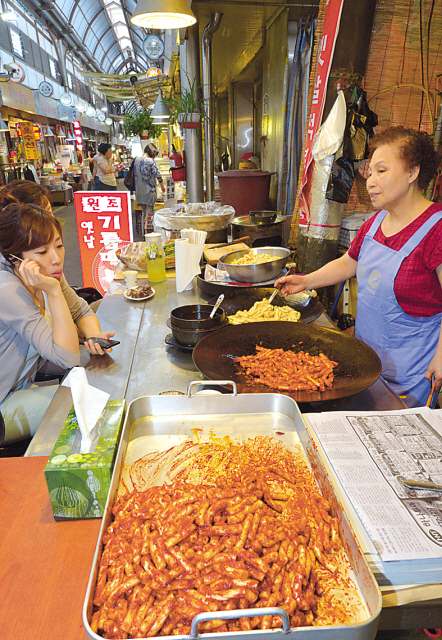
[181,22,204,202]
[202,13,222,201]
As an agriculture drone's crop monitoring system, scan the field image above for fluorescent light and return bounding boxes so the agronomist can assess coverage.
[2,11,17,21]
[130,0,196,29]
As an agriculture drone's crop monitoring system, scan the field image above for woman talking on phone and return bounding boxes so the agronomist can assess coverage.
[276,126,442,407]
[0,203,114,444]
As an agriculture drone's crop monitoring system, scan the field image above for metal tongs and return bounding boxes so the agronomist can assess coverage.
[403,478,442,493]
[269,267,316,305]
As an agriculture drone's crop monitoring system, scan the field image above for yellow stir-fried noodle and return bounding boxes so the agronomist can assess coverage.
[228,298,301,325]
[231,253,276,265]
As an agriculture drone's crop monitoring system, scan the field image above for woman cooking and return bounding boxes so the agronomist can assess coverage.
[276,126,442,407]
[0,203,115,444]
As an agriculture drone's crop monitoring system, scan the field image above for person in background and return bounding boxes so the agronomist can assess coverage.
[97,143,117,191]
[87,149,95,174]
[134,142,165,234]
[92,144,104,191]
[0,203,115,444]
[276,126,442,408]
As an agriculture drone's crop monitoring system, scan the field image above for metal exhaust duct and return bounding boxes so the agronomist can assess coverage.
[202,12,222,201]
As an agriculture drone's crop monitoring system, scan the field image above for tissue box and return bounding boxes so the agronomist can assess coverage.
[44,399,125,521]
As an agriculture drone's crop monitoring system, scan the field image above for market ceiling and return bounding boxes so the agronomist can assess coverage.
[21,0,148,74]
[21,0,319,97]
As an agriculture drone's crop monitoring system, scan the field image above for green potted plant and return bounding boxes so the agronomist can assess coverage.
[166,77,208,130]
[124,109,162,139]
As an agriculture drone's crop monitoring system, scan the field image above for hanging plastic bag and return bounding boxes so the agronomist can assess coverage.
[312,90,347,161]
[343,90,378,160]
[326,156,355,203]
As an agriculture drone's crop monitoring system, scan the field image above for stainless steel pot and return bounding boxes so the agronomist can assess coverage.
[219,246,290,283]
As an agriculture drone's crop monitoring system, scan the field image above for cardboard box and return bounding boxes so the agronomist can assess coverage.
[44,399,125,521]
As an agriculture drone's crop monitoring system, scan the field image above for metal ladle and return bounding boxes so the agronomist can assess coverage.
[209,293,224,319]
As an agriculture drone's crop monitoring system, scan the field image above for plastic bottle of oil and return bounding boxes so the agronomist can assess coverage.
[145,232,166,282]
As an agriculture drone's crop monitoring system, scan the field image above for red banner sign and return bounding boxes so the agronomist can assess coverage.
[74,191,133,294]
[73,120,83,163]
[298,0,344,227]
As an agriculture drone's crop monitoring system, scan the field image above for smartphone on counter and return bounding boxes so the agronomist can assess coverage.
[83,337,120,349]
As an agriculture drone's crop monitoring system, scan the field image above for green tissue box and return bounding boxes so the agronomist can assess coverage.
[44,399,125,521]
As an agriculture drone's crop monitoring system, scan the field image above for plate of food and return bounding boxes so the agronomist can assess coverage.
[193,321,382,403]
[124,285,155,301]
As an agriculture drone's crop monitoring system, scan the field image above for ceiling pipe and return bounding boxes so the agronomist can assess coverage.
[202,12,222,202]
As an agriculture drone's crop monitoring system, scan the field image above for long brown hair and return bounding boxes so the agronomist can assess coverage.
[0,180,52,210]
[0,203,62,267]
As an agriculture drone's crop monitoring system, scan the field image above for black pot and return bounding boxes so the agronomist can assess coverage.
[169,321,228,347]
[170,304,226,330]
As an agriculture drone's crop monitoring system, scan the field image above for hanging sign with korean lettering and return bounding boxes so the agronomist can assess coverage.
[73,119,83,162]
[19,120,39,160]
[297,0,344,227]
[74,191,133,294]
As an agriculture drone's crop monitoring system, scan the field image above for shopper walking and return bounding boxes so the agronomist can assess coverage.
[134,142,165,234]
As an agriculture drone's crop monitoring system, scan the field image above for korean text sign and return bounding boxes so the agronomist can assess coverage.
[297,0,344,227]
[74,191,133,294]
[19,120,39,160]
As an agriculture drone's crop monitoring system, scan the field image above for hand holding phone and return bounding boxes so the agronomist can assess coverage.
[84,337,120,349]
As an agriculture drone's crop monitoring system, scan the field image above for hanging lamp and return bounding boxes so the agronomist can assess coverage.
[45,125,54,136]
[130,0,196,29]
[151,89,170,121]
[0,115,9,131]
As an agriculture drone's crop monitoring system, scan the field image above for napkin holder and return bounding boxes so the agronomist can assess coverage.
[44,399,125,521]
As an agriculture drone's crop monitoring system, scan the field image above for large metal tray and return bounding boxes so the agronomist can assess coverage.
[83,382,382,640]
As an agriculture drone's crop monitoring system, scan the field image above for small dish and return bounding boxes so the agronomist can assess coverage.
[124,286,155,301]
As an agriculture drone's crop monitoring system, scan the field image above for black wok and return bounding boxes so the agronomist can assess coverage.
[208,289,323,324]
[192,322,382,403]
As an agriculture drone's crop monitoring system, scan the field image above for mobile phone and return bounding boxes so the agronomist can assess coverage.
[84,337,120,349]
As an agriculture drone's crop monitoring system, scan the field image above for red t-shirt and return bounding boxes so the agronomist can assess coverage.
[348,204,442,317]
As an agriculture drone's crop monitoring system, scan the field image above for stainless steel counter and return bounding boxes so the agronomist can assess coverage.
[26,275,405,455]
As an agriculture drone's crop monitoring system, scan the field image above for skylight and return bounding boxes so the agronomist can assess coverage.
[102,0,134,60]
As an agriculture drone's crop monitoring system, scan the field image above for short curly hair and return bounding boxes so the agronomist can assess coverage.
[368,126,440,191]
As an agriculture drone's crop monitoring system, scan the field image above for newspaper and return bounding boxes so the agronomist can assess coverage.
[305,407,442,562]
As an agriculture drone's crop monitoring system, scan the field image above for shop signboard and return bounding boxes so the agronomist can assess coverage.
[74,192,133,293]
[1,82,36,113]
[33,123,42,141]
[34,91,59,118]
[73,119,83,162]
[9,62,25,83]
[56,144,72,169]
[38,81,53,97]
[19,120,39,160]
[57,103,79,123]
[142,34,164,60]
[60,92,73,106]
[297,0,344,228]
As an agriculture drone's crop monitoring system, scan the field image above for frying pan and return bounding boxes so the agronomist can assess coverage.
[192,322,382,403]
[208,289,324,324]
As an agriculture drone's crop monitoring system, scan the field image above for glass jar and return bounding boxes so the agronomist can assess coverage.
[145,232,166,283]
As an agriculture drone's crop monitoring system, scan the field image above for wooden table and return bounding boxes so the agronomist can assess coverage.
[0,456,100,639]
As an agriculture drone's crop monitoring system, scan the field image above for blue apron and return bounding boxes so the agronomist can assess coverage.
[355,209,442,407]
